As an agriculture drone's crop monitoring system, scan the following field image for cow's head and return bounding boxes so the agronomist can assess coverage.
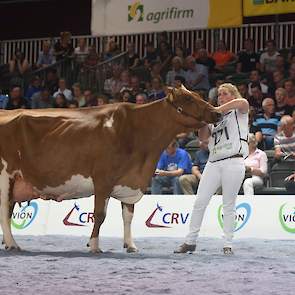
[166,85,220,128]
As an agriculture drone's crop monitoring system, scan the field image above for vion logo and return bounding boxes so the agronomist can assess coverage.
[11,202,38,229]
[63,203,94,226]
[279,203,295,233]
[128,1,144,22]
[218,203,251,232]
[145,203,189,228]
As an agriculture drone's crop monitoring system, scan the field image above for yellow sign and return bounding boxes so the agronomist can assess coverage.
[243,0,295,17]
[208,0,242,28]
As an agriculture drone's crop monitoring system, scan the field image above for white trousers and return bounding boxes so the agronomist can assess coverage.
[243,176,264,196]
[185,157,245,248]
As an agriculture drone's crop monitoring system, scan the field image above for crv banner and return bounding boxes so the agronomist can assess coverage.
[91,0,242,35]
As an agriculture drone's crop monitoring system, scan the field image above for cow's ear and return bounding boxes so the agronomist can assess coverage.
[180,84,191,95]
[164,86,175,102]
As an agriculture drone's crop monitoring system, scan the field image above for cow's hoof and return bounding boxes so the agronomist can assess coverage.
[5,245,21,251]
[126,247,138,253]
[90,248,103,254]
[123,243,128,248]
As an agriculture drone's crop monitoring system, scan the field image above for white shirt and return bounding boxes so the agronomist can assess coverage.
[53,88,73,101]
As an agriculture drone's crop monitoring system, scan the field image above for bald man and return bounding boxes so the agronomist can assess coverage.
[252,98,281,149]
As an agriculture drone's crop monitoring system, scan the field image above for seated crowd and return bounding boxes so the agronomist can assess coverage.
[0,31,294,195]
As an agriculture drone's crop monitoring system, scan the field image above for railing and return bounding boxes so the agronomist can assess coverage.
[1,22,295,66]
[22,51,128,94]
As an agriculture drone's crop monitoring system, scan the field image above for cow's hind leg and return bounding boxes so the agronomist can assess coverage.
[2,199,16,247]
[122,203,138,253]
[0,171,20,250]
[89,196,109,253]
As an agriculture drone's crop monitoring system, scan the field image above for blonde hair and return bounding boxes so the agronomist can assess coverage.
[218,83,243,99]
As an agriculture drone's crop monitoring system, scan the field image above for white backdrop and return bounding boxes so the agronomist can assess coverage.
[5,195,295,240]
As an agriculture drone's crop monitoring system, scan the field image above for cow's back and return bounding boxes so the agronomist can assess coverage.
[0,106,130,189]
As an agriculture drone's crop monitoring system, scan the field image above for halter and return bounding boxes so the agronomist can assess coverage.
[166,97,204,122]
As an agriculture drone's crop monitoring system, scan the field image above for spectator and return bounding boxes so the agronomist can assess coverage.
[36,41,55,68]
[236,39,260,73]
[119,70,131,89]
[195,48,216,73]
[53,78,73,101]
[0,90,8,109]
[6,86,29,109]
[192,39,206,59]
[284,172,295,193]
[208,79,225,105]
[72,83,85,107]
[129,75,145,102]
[275,55,288,76]
[9,49,30,86]
[147,77,166,101]
[68,100,79,108]
[274,88,294,116]
[150,60,163,81]
[54,31,74,61]
[53,93,68,108]
[243,133,268,196]
[283,79,295,107]
[126,42,140,70]
[212,40,236,72]
[25,76,42,100]
[274,115,295,160]
[158,41,173,78]
[173,75,186,88]
[103,64,123,97]
[83,89,97,107]
[151,139,192,195]
[185,55,209,91]
[270,70,285,95]
[143,42,159,64]
[248,82,267,114]
[289,62,295,82]
[252,98,281,150]
[97,94,109,106]
[179,139,209,195]
[166,56,186,87]
[173,45,186,64]
[120,88,132,103]
[248,70,268,95]
[135,93,147,104]
[43,68,59,95]
[259,40,280,74]
[31,88,53,109]
[104,39,120,60]
[237,82,250,101]
[74,37,89,65]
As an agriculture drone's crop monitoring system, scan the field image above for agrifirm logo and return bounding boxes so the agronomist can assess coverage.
[253,0,295,4]
[279,203,295,233]
[63,203,94,227]
[11,202,38,229]
[145,203,189,228]
[128,1,144,22]
[218,203,251,232]
[128,1,194,24]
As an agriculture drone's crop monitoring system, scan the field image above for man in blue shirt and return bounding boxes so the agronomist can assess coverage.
[252,98,281,149]
[151,140,192,195]
[179,140,209,194]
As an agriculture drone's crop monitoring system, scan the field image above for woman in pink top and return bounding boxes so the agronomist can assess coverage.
[243,133,268,195]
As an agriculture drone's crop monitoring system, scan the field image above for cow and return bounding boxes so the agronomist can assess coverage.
[0,85,219,253]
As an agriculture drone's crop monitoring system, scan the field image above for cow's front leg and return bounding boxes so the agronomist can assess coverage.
[122,203,138,253]
[0,174,20,251]
[89,196,109,253]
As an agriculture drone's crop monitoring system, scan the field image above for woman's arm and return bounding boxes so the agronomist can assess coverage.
[215,98,249,114]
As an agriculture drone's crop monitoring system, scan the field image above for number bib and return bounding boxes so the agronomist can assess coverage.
[208,110,249,162]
